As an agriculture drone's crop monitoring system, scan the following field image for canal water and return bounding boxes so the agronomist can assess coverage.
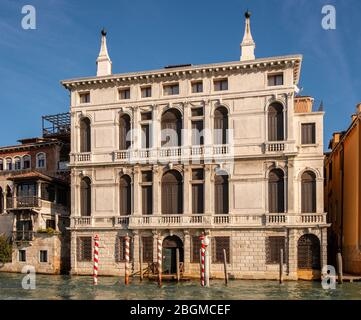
[0,272,360,300]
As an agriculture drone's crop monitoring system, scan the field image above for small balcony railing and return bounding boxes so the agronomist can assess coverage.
[13,231,34,242]
[6,196,40,210]
[75,153,91,162]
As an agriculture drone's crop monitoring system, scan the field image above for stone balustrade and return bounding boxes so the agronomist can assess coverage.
[71,213,327,229]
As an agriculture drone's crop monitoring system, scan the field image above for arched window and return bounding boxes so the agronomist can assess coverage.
[80,177,91,216]
[0,159,3,171]
[268,103,284,141]
[215,173,229,214]
[23,155,31,169]
[301,171,316,213]
[214,107,228,145]
[162,170,183,214]
[161,109,182,147]
[6,158,12,171]
[14,157,21,170]
[268,169,285,213]
[36,153,46,168]
[0,187,3,214]
[80,118,91,153]
[119,175,132,215]
[119,114,131,150]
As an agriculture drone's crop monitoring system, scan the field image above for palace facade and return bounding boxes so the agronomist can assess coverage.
[62,13,328,280]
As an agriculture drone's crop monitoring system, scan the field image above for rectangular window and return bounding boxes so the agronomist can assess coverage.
[0,160,3,171]
[141,86,152,98]
[268,73,284,86]
[141,124,151,149]
[116,236,133,262]
[266,236,286,264]
[79,92,90,104]
[191,81,203,93]
[77,237,92,262]
[46,219,56,230]
[191,236,201,263]
[141,112,152,121]
[119,88,131,100]
[301,123,316,144]
[192,169,204,214]
[163,83,179,96]
[212,237,230,263]
[328,161,333,181]
[142,186,153,215]
[192,121,204,145]
[40,250,48,263]
[191,107,204,117]
[142,237,153,263]
[19,250,26,262]
[214,79,228,91]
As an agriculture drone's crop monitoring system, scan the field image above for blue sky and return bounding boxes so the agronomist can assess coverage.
[0,0,360,149]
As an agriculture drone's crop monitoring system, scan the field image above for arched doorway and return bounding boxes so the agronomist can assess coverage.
[297,234,321,280]
[161,109,182,147]
[162,235,184,274]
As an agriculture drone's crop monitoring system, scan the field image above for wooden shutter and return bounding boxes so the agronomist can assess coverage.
[268,170,285,213]
[141,124,150,149]
[142,186,152,215]
[119,115,131,150]
[120,176,131,215]
[215,175,229,214]
[192,121,204,145]
[268,104,284,141]
[301,172,316,213]
[80,118,91,152]
[192,184,204,214]
[214,107,228,145]
[80,178,91,216]
[162,171,183,215]
[301,123,316,144]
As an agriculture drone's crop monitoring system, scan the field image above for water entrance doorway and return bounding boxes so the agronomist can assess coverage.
[162,235,184,274]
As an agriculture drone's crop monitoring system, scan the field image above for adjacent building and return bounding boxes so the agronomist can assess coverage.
[61,12,328,280]
[0,113,71,274]
[325,104,361,274]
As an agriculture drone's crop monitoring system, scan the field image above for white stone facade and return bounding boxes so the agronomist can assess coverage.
[62,17,328,280]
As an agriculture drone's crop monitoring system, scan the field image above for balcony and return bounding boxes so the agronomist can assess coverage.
[264,141,296,154]
[112,145,231,165]
[70,213,328,230]
[13,231,34,242]
[6,196,40,210]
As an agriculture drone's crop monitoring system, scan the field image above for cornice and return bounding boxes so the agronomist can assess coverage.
[61,55,302,90]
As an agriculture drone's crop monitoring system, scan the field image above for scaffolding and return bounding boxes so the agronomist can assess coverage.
[42,112,71,138]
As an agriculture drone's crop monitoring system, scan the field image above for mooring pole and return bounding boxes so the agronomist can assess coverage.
[93,234,99,285]
[176,248,180,282]
[157,236,162,287]
[223,249,228,285]
[125,234,130,285]
[199,248,202,282]
[139,240,143,282]
[200,234,205,287]
[337,251,343,284]
[279,248,284,284]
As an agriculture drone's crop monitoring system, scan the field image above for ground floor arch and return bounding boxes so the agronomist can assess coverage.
[297,233,321,280]
[162,235,184,274]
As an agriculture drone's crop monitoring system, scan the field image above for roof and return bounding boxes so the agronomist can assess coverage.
[61,54,303,89]
[0,138,62,154]
[7,171,68,186]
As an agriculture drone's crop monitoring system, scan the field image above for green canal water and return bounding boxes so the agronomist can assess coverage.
[0,272,361,300]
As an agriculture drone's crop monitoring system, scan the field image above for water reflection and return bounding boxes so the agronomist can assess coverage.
[0,273,360,300]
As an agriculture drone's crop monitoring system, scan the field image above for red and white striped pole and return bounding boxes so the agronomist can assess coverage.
[157,236,162,287]
[125,234,130,285]
[93,234,99,285]
[200,234,205,287]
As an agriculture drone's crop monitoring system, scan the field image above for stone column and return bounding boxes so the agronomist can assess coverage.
[320,228,327,270]
[183,231,190,274]
[152,230,160,263]
[70,231,78,274]
[132,230,140,273]
[287,229,298,279]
